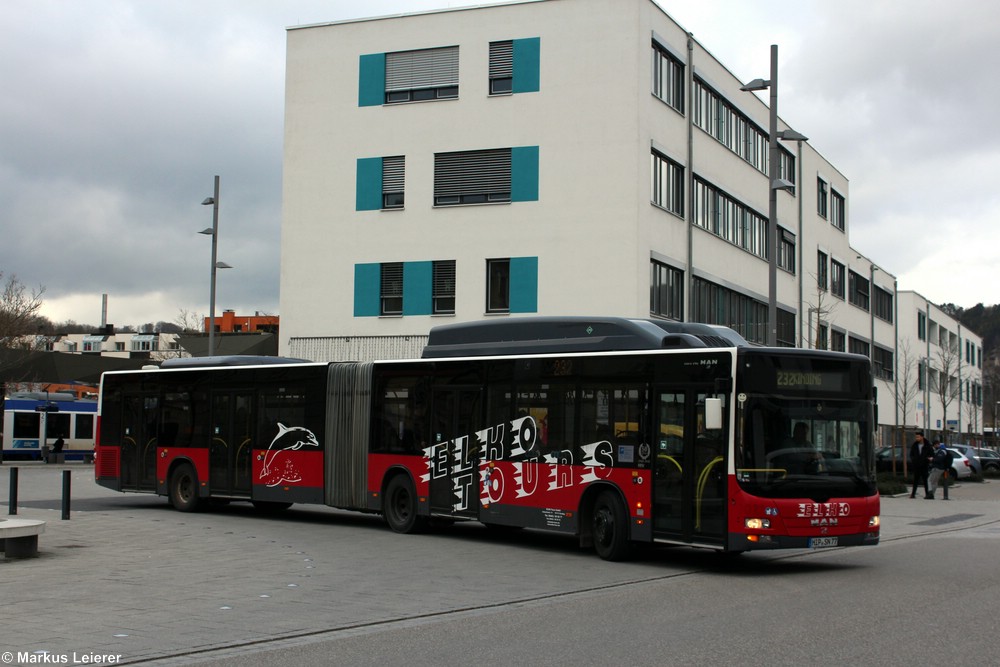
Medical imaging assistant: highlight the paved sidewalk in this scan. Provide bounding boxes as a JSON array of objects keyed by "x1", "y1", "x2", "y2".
[{"x1": 1, "y1": 463, "x2": 998, "y2": 666}]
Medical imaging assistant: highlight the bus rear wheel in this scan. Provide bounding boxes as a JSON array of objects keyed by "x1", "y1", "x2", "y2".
[
  {"x1": 169, "y1": 463, "x2": 202, "y2": 512},
  {"x1": 384, "y1": 474, "x2": 427, "y2": 534},
  {"x1": 592, "y1": 490, "x2": 632, "y2": 561}
]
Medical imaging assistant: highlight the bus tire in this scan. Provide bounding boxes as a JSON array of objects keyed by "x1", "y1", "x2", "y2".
[
  {"x1": 592, "y1": 490, "x2": 632, "y2": 561},
  {"x1": 383, "y1": 474, "x2": 427, "y2": 534},
  {"x1": 169, "y1": 463, "x2": 202, "y2": 513}
]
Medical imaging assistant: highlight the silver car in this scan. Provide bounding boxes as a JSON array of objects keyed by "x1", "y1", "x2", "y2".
[
  {"x1": 948, "y1": 444, "x2": 981, "y2": 476},
  {"x1": 946, "y1": 448, "x2": 973, "y2": 479}
]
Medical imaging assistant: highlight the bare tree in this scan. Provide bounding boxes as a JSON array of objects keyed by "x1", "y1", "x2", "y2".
[
  {"x1": 174, "y1": 308, "x2": 205, "y2": 333},
  {"x1": 0, "y1": 272, "x2": 46, "y2": 350},
  {"x1": 892, "y1": 339, "x2": 922, "y2": 475},
  {"x1": 936, "y1": 338, "x2": 960, "y2": 443},
  {"x1": 964, "y1": 389, "x2": 980, "y2": 443},
  {"x1": 803, "y1": 276, "x2": 839, "y2": 349}
]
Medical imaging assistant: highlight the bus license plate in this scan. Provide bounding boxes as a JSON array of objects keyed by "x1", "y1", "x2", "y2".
[{"x1": 809, "y1": 537, "x2": 838, "y2": 548}]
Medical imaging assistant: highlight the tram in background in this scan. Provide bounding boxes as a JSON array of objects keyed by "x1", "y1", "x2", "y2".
[
  {"x1": 95, "y1": 317, "x2": 880, "y2": 560},
  {"x1": 2, "y1": 392, "x2": 97, "y2": 460}
]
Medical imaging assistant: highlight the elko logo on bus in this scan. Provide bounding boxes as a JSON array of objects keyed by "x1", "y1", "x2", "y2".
[{"x1": 258, "y1": 423, "x2": 320, "y2": 487}]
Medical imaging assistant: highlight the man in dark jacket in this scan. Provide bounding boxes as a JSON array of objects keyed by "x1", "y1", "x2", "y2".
[{"x1": 909, "y1": 431, "x2": 933, "y2": 498}]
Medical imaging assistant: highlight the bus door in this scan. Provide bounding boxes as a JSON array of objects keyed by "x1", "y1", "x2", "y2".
[
  {"x1": 652, "y1": 390, "x2": 726, "y2": 546},
  {"x1": 429, "y1": 387, "x2": 482, "y2": 519},
  {"x1": 208, "y1": 391, "x2": 255, "y2": 497},
  {"x1": 120, "y1": 393, "x2": 159, "y2": 492}
]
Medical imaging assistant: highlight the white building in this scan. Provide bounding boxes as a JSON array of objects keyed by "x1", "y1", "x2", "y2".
[
  {"x1": 278, "y1": 0, "x2": 984, "y2": 443},
  {"x1": 895, "y1": 292, "x2": 984, "y2": 441},
  {"x1": 41, "y1": 331, "x2": 184, "y2": 363}
]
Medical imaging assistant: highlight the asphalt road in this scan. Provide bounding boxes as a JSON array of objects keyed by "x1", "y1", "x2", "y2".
[{"x1": 2, "y1": 463, "x2": 998, "y2": 666}]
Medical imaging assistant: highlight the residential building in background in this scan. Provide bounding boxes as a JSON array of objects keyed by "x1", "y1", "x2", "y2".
[{"x1": 277, "y1": 0, "x2": 983, "y2": 444}]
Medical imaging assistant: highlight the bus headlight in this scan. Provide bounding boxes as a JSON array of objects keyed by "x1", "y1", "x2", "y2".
[
  {"x1": 745, "y1": 518, "x2": 771, "y2": 530},
  {"x1": 868, "y1": 516, "x2": 880, "y2": 528}
]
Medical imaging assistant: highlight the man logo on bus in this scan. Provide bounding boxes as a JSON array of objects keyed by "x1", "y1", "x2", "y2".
[{"x1": 259, "y1": 423, "x2": 319, "y2": 487}]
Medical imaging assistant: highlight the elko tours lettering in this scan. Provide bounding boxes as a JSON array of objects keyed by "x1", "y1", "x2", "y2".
[{"x1": 421, "y1": 416, "x2": 616, "y2": 512}]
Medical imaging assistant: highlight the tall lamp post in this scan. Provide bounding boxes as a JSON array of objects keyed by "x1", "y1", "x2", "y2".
[
  {"x1": 200, "y1": 175, "x2": 232, "y2": 357},
  {"x1": 741, "y1": 45, "x2": 807, "y2": 346}
]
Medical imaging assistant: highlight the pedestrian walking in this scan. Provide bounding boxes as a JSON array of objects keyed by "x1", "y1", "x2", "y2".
[
  {"x1": 909, "y1": 431, "x2": 933, "y2": 498},
  {"x1": 927, "y1": 442, "x2": 954, "y2": 500}
]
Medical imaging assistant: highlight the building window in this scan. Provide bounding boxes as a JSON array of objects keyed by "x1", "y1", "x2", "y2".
[
  {"x1": 918, "y1": 311, "x2": 927, "y2": 341},
  {"x1": 777, "y1": 227, "x2": 795, "y2": 274},
  {"x1": 356, "y1": 156, "x2": 405, "y2": 211},
  {"x1": 873, "y1": 285, "x2": 893, "y2": 323},
  {"x1": 849, "y1": 336, "x2": 870, "y2": 358},
  {"x1": 848, "y1": 270, "x2": 870, "y2": 311},
  {"x1": 652, "y1": 40, "x2": 684, "y2": 112},
  {"x1": 380, "y1": 262, "x2": 403, "y2": 316},
  {"x1": 873, "y1": 346, "x2": 894, "y2": 382},
  {"x1": 778, "y1": 150, "x2": 797, "y2": 194},
  {"x1": 432, "y1": 260, "x2": 456, "y2": 315},
  {"x1": 691, "y1": 276, "x2": 768, "y2": 344},
  {"x1": 695, "y1": 78, "x2": 795, "y2": 179},
  {"x1": 385, "y1": 46, "x2": 459, "y2": 104},
  {"x1": 693, "y1": 178, "x2": 767, "y2": 259},
  {"x1": 831, "y1": 189, "x2": 845, "y2": 231},
  {"x1": 918, "y1": 360, "x2": 926, "y2": 390},
  {"x1": 434, "y1": 147, "x2": 538, "y2": 206},
  {"x1": 817, "y1": 178, "x2": 828, "y2": 218},
  {"x1": 830, "y1": 260, "x2": 845, "y2": 298},
  {"x1": 816, "y1": 324, "x2": 828, "y2": 350},
  {"x1": 489, "y1": 40, "x2": 513, "y2": 94},
  {"x1": 650, "y1": 260, "x2": 683, "y2": 320},
  {"x1": 489, "y1": 38, "x2": 540, "y2": 95},
  {"x1": 486, "y1": 257, "x2": 537, "y2": 314},
  {"x1": 831, "y1": 329, "x2": 846, "y2": 352},
  {"x1": 382, "y1": 156, "x2": 404, "y2": 209},
  {"x1": 817, "y1": 250, "x2": 828, "y2": 291},
  {"x1": 651, "y1": 150, "x2": 684, "y2": 215}
]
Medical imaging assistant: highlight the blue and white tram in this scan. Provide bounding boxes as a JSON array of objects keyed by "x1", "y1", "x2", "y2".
[{"x1": 2, "y1": 392, "x2": 97, "y2": 461}]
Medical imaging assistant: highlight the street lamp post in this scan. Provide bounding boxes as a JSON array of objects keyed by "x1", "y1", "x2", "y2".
[
  {"x1": 200, "y1": 175, "x2": 232, "y2": 357},
  {"x1": 741, "y1": 45, "x2": 806, "y2": 346}
]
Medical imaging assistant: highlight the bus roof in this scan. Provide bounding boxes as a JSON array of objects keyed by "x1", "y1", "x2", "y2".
[
  {"x1": 421, "y1": 316, "x2": 748, "y2": 358},
  {"x1": 158, "y1": 355, "x2": 312, "y2": 369}
]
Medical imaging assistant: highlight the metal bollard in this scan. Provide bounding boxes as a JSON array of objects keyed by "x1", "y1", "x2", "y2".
[
  {"x1": 8, "y1": 466, "x2": 17, "y2": 515},
  {"x1": 62, "y1": 469, "x2": 71, "y2": 520}
]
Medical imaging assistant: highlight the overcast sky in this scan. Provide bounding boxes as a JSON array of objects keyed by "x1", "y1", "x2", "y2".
[{"x1": 2, "y1": 0, "x2": 998, "y2": 329}]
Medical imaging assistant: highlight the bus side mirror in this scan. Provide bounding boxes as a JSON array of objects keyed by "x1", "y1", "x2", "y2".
[{"x1": 705, "y1": 398, "x2": 723, "y2": 430}]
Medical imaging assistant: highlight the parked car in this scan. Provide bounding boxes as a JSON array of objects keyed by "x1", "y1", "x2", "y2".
[
  {"x1": 974, "y1": 448, "x2": 1000, "y2": 473},
  {"x1": 875, "y1": 446, "x2": 910, "y2": 473},
  {"x1": 946, "y1": 448, "x2": 973, "y2": 480},
  {"x1": 947, "y1": 444, "x2": 982, "y2": 476}
]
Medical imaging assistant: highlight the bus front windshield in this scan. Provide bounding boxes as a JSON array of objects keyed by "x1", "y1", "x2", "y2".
[{"x1": 736, "y1": 396, "x2": 876, "y2": 499}]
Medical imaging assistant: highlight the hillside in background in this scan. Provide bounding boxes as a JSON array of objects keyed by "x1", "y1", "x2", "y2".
[{"x1": 945, "y1": 303, "x2": 999, "y2": 357}]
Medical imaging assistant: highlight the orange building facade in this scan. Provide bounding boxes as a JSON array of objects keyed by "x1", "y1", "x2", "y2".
[{"x1": 204, "y1": 311, "x2": 279, "y2": 334}]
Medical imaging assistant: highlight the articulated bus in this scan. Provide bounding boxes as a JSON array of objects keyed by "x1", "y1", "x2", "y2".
[
  {"x1": 3, "y1": 392, "x2": 97, "y2": 461},
  {"x1": 95, "y1": 317, "x2": 879, "y2": 559}
]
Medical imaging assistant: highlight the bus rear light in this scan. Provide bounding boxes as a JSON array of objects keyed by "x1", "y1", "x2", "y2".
[{"x1": 745, "y1": 518, "x2": 771, "y2": 530}]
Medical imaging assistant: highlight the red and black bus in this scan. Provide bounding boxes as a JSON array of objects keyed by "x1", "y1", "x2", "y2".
[{"x1": 95, "y1": 317, "x2": 879, "y2": 559}]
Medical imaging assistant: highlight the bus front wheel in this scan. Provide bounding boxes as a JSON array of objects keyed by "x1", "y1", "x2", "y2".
[
  {"x1": 383, "y1": 475, "x2": 427, "y2": 534},
  {"x1": 169, "y1": 463, "x2": 202, "y2": 513},
  {"x1": 592, "y1": 490, "x2": 632, "y2": 561}
]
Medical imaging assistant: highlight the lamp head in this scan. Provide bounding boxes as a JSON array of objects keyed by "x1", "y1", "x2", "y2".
[
  {"x1": 740, "y1": 78, "x2": 770, "y2": 91},
  {"x1": 201, "y1": 197, "x2": 215, "y2": 206}
]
